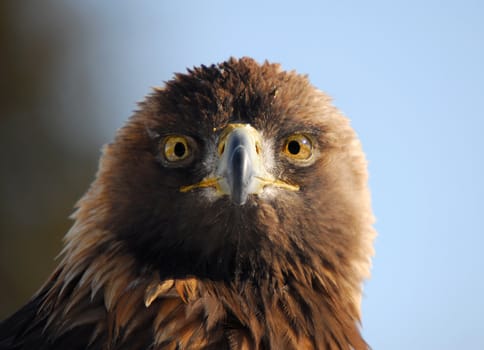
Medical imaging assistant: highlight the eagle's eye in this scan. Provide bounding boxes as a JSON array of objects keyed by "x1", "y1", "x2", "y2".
[
  {"x1": 161, "y1": 135, "x2": 194, "y2": 165},
  {"x1": 282, "y1": 134, "x2": 313, "y2": 161}
]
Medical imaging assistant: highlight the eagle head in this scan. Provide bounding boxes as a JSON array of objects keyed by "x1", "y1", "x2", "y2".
[{"x1": 1, "y1": 57, "x2": 375, "y2": 350}]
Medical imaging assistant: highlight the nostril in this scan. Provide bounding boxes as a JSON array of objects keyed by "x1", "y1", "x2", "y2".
[
  {"x1": 218, "y1": 142, "x2": 225, "y2": 155},
  {"x1": 255, "y1": 142, "x2": 262, "y2": 155}
]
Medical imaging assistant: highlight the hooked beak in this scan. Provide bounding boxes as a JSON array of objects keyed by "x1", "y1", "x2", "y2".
[
  {"x1": 180, "y1": 124, "x2": 299, "y2": 205},
  {"x1": 222, "y1": 127, "x2": 253, "y2": 204}
]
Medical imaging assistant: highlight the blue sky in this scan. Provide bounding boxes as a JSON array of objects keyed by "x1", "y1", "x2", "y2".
[{"x1": 64, "y1": 1, "x2": 484, "y2": 348}]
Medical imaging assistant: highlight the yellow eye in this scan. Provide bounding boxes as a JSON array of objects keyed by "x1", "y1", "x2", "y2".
[
  {"x1": 162, "y1": 136, "x2": 191, "y2": 163},
  {"x1": 282, "y1": 134, "x2": 313, "y2": 160}
]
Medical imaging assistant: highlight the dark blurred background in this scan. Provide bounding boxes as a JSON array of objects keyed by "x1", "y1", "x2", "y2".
[{"x1": 0, "y1": 2, "x2": 103, "y2": 317}]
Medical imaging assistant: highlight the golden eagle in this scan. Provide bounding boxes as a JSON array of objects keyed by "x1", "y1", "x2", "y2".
[{"x1": 0, "y1": 57, "x2": 375, "y2": 350}]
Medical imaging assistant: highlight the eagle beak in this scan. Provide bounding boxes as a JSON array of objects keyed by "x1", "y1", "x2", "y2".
[
  {"x1": 216, "y1": 124, "x2": 261, "y2": 205},
  {"x1": 180, "y1": 124, "x2": 299, "y2": 204}
]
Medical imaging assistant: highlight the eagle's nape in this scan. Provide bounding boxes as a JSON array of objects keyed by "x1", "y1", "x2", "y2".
[{"x1": 0, "y1": 57, "x2": 375, "y2": 350}]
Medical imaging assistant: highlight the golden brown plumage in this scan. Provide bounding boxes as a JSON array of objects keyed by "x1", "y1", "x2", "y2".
[{"x1": 0, "y1": 57, "x2": 375, "y2": 350}]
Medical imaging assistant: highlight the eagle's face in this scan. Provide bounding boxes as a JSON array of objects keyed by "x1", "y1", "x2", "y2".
[{"x1": 93, "y1": 58, "x2": 372, "y2": 286}]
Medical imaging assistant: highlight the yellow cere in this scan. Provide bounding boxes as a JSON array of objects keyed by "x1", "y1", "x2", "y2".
[{"x1": 217, "y1": 123, "x2": 254, "y2": 155}]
